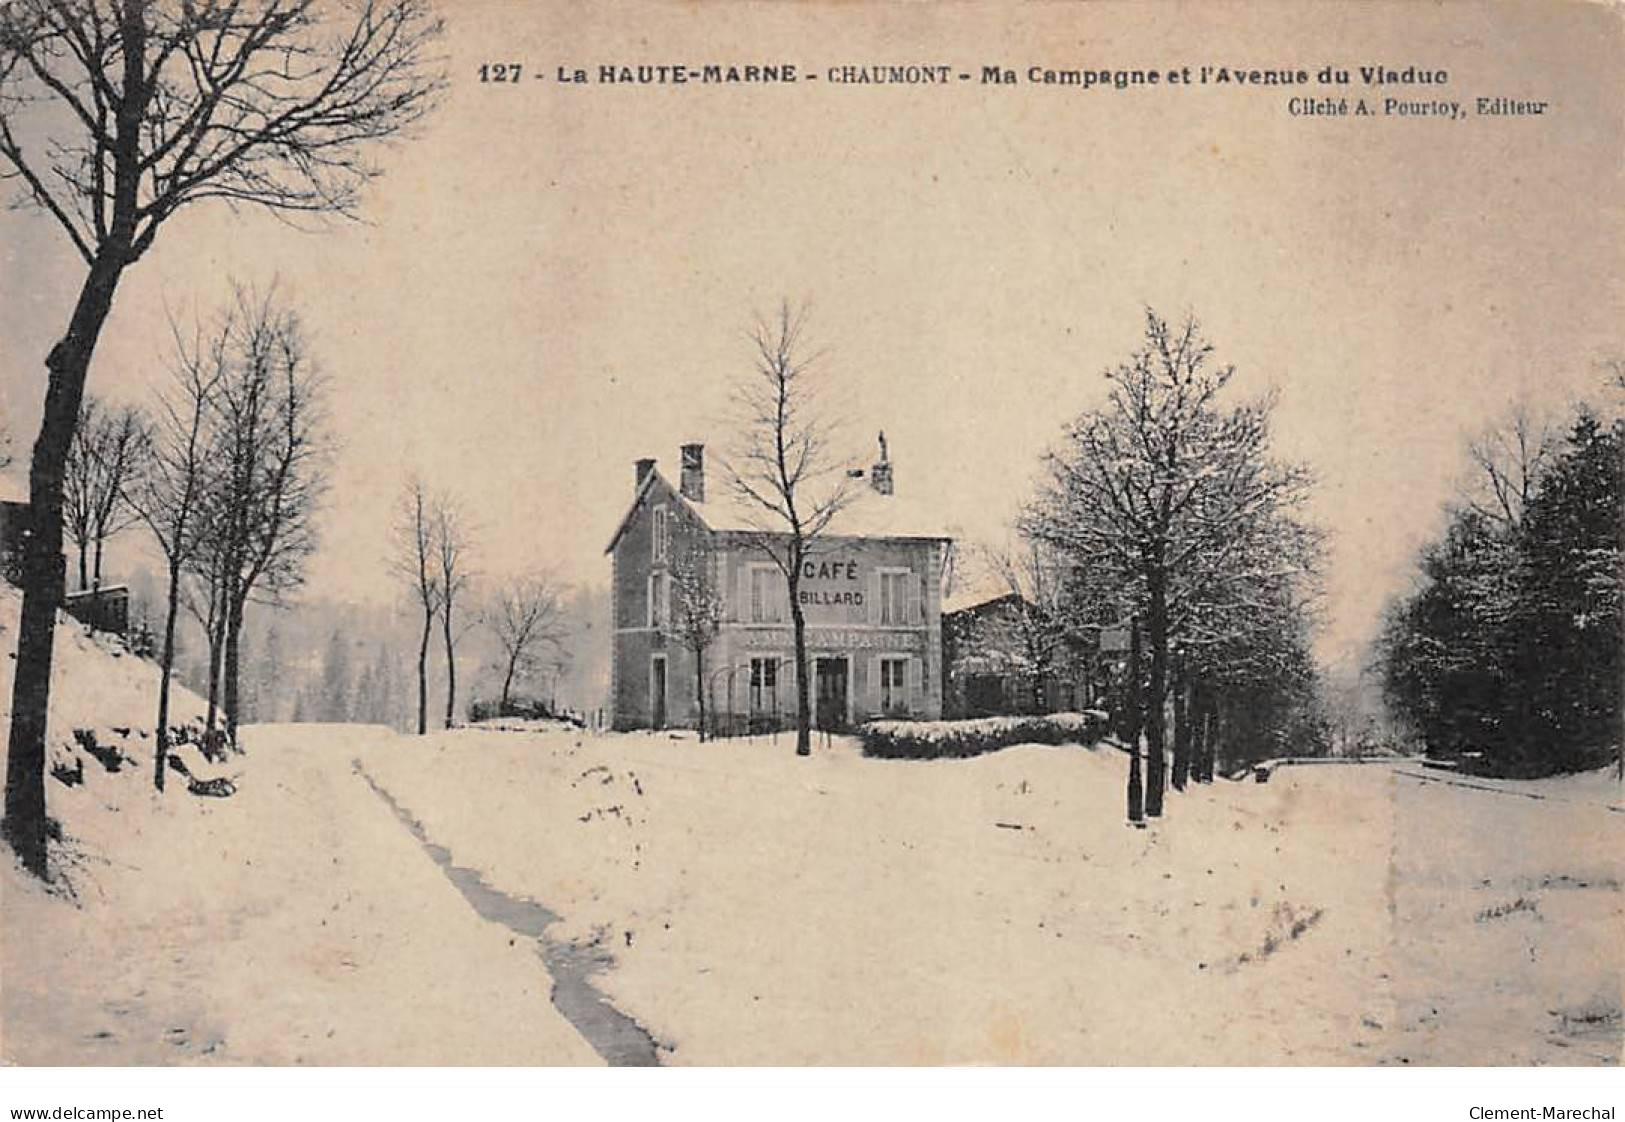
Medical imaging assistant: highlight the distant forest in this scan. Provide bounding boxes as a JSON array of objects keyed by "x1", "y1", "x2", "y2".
[{"x1": 121, "y1": 571, "x2": 611, "y2": 730}]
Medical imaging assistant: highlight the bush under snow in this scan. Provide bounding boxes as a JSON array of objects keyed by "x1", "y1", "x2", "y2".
[{"x1": 858, "y1": 710, "x2": 1109, "y2": 760}]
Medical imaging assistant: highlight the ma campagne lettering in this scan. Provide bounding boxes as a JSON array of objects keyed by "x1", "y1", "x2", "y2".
[
  {"x1": 741, "y1": 629, "x2": 924, "y2": 652},
  {"x1": 980, "y1": 63, "x2": 1449, "y2": 88}
]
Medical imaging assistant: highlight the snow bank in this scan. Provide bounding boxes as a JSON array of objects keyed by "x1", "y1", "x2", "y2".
[
  {"x1": 0, "y1": 581, "x2": 211, "y2": 806},
  {"x1": 2, "y1": 721, "x2": 600, "y2": 1064}
]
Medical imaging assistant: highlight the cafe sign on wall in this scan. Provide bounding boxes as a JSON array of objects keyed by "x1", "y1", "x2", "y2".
[{"x1": 795, "y1": 556, "x2": 864, "y2": 609}]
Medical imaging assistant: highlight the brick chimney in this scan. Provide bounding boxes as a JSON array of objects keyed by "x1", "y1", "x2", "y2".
[
  {"x1": 635, "y1": 457, "x2": 656, "y2": 489},
  {"x1": 680, "y1": 443, "x2": 705, "y2": 502},
  {"x1": 869, "y1": 430, "x2": 893, "y2": 495}
]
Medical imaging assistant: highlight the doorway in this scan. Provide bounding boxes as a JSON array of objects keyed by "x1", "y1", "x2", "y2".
[
  {"x1": 651, "y1": 655, "x2": 667, "y2": 730},
  {"x1": 815, "y1": 657, "x2": 849, "y2": 732}
]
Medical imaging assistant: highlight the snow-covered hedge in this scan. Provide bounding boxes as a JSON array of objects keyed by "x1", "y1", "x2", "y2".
[{"x1": 858, "y1": 711, "x2": 1109, "y2": 760}]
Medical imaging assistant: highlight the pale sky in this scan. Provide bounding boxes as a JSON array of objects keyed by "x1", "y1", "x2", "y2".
[{"x1": 3, "y1": 0, "x2": 1621, "y2": 665}]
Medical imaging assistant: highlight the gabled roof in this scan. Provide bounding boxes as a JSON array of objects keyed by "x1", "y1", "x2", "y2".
[
  {"x1": 942, "y1": 588, "x2": 1026, "y2": 618},
  {"x1": 603, "y1": 466, "x2": 951, "y2": 555},
  {"x1": 602, "y1": 467, "x2": 668, "y2": 555}
]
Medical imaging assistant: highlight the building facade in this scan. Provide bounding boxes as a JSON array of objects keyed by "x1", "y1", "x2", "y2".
[{"x1": 606, "y1": 440, "x2": 951, "y2": 733}]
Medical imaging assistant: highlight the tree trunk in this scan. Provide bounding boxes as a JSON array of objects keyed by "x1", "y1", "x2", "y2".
[
  {"x1": 1202, "y1": 682, "x2": 1215, "y2": 777},
  {"x1": 76, "y1": 543, "x2": 89, "y2": 594},
  {"x1": 695, "y1": 647, "x2": 707, "y2": 743},
  {"x1": 93, "y1": 535, "x2": 105, "y2": 592},
  {"x1": 1144, "y1": 572, "x2": 1169, "y2": 817},
  {"x1": 1126, "y1": 616, "x2": 1144, "y2": 824},
  {"x1": 416, "y1": 606, "x2": 432, "y2": 735},
  {"x1": 205, "y1": 601, "x2": 226, "y2": 736},
  {"x1": 1172, "y1": 662, "x2": 1190, "y2": 791},
  {"x1": 4, "y1": 248, "x2": 128, "y2": 878},
  {"x1": 499, "y1": 653, "x2": 518, "y2": 715},
  {"x1": 442, "y1": 601, "x2": 456, "y2": 729},
  {"x1": 1192, "y1": 679, "x2": 1213, "y2": 783},
  {"x1": 224, "y1": 593, "x2": 245, "y2": 750},
  {"x1": 153, "y1": 556, "x2": 186, "y2": 793},
  {"x1": 791, "y1": 573, "x2": 810, "y2": 757}
]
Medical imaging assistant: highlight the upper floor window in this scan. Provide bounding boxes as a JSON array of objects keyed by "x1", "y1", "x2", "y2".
[
  {"x1": 648, "y1": 571, "x2": 669, "y2": 628},
  {"x1": 750, "y1": 565, "x2": 783, "y2": 624},
  {"x1": 879, "y1": 569, "x2": 911, "y2": 626},
  {"x1": 652, "y1": 506, "x2": 669, "y2": 562}
]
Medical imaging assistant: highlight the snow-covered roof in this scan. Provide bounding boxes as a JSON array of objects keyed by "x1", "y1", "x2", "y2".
[
  {"x1": 606, "y1": 464, "x2": 952, "y2": 553},
  {"x1": 942, "y1": 585, "x2": 1022, "y2": 617},
  {"x1": 692, "y1": 480, "x2": 950, "y2": 542}
]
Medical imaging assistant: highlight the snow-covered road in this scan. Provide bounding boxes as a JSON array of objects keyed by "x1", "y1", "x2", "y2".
[
  {"x1": 3, "y1": 726, "x2": 599, "y2": 1065},
  {"x1": 4, "y1": 717, "x2": 1620, "y2": 1066},
  {"x1": 353, "y1": 727, "x2": 1622, "y2": 1066}
]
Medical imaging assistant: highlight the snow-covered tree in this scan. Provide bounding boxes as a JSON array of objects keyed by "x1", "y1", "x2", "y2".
[
  {"x1": 1023, "y1": 308, "x2": 1318, "y2": 820},
  {"x1": 1382, "y1": 405, "x2": 1622, "y2": 776},
  {"x1": 317, "y1": 630, "x2": 352, "y2": 723},
  {"x1": 668, "y1": 543, "x2": 725, "y2": 740}
]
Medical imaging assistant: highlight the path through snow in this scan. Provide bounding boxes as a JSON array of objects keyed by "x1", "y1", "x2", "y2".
[{"x1": 355, "y1": 760, "x2": 661, "y2": 1066}]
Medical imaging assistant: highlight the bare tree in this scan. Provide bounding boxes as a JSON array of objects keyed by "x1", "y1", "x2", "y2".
[
  {"x1": 487, "y1": 572, "x2": 568, "y2": 716},
  {"x1": 0, "y1": 0, "x2": 443, "y2": 876},
  {"x1": 178, "y1": 541, "x2": 230, "y2": 749},
  {"x1": 204, "y1": 286, "x2": 327, "y2": 751},
  {"x1": 432, "y1": 496, "x2": 473, "y2": 728},
  {"x1": 62, "y1": 395, "x2": 147, "y2": 593},
  {"x1": 981, "y1": 541, "x2": 1077, "y2": 714},
  {"x1": 723, "y1": 302, "x2": 859, "y2": 756},
  {"x1": 392, "y1": 478, "x2": 441, "y2": 736},
  {"x1": 669, "y1": 545, "x2": 725, "y2": 741},
  {"x1": 1464, "y1": 402, "x2": 1558, "y2": 531},
  {"x1": 127, "y1": 318, "x2": 224, "y2": 792}
]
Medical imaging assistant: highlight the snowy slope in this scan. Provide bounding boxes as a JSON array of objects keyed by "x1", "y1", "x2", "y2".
[
  {"x1": 357, "y1": 727, "x2": 1623, "y2": 1066},
  {"x1": 0, "y1": 581, "x2": 211, "y2": 801}
]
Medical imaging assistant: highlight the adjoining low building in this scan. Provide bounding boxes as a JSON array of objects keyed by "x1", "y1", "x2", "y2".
[
  {"x1": 941, "y1": 587, "x2": 1128, "y2": 719},
  {"x1": 63, "y1": 584, "x2": 130, "y2": 637},
  {"x1": 605, "y1": 437, "x2": 952, "y2": 733}
]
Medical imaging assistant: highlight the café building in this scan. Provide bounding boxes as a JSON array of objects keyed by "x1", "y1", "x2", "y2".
[{"x1": 605, "y1": 437, "x2": 951, "y2": 733}]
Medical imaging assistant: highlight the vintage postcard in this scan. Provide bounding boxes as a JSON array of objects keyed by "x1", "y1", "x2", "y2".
[{"x1": 0, "y1": 0, "x2": 1620, "y2": 1106}]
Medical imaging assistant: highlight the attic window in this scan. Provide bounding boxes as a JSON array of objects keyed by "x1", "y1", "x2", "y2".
[{"x1": 652, "y1": 506, "x2": 669, "y2": 562}]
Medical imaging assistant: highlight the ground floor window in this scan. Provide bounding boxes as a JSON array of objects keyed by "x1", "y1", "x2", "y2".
[
  {"x1": 880, "y1": 656, "x2": 909, "y2": 714},
  {"x1": 750, "y1": 657, "x2": 779, "y2": 713}
]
